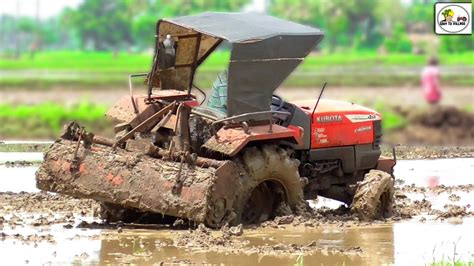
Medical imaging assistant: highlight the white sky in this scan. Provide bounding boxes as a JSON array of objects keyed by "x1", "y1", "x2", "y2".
[{"x1": 0, "y1": 0, "x2": 83, "y2": 19}]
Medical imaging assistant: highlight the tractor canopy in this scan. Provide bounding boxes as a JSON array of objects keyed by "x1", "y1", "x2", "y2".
[{"x1": 148, "y1": 12, "x2": 324, "y2": 116}]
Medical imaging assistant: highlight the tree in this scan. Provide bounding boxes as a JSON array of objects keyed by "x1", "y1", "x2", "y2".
[
  {"x1": 62, "y1": 0, "x2": 138, "y2": 50},
  {"x1": 271, "y1": 0, "x2": 384, "y2": 51}
]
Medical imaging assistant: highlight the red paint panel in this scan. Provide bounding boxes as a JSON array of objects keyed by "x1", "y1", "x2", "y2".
[{"x1": 310, "y1": 111, "x2": 379, "y2": 149}]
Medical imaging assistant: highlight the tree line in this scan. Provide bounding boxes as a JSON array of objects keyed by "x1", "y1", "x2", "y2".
[{"x1": 1, "y1": 0, "x2": 472, "y2": 56}]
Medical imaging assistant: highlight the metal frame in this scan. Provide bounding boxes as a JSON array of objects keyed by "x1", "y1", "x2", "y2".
[
  {"x1": 128, "y1": 73, "x2": 148, "y2": 114},
  {"x1": 210, "y1": 110, "x2": 291, "y2": 137}
]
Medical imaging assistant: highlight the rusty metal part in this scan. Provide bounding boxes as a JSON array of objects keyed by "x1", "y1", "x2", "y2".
[
  {"x1": 115, "y1": 101, "x2": 176, "y2": 146},
  {"x1": 71, "y1": 127, "x2": 84, "y2": 171},
  {"x1": 172, "y1": 153, "x2": 187, "y2": 194},
  {"x1": 36, "y1": 139, "x2": 239, "y2": 227},
  {"x1": 93, "y1": 136, "x2": 115, "y2": 147},
  {"x1": 106, "y1": 91, "x2": 193, "y2": 123},
  {"x1": 114, "y1": 122, "x2": 131, "y2": 134},
  {"x1": 128, "y1": 73, "x2": 149, "y2": 114},
  {"x1": 203, "y1": 124, "x2": 301, "y2": 157},
  {"x1": 376, "y1": 156, "x2": 396, "y2": 176},
  {"x1": 209, "y1": 110, "x2": 291, "y2": 135},
  {"x1": 173, "y1": 103, "x2": 191, "y2": 152},
  {"x1": 86, "y1": 132, "x2": 224, "y2": 169},
  {"x1": 187, "y1": 33, "x2": 201, "y2": 95},
  {"x1": 151, "y1": 110, "x2": 173, "y2": 132}
]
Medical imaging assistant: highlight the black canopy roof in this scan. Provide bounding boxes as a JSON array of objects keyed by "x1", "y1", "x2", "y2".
[{"x1": 152, "y1": 12, "x2": 325, "y2": 116}]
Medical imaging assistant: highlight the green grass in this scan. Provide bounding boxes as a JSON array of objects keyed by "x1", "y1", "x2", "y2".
[
  {"x1": 0, "y1": 102, "x2": 111, "y2": 139},
  {"x1": 1, "y1": 50, "x2": 473, "y2": 72},
  {"x1": 1, "y1": 51, "x2": 473, "y2": 89}
]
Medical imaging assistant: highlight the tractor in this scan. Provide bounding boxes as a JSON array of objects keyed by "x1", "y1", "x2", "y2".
[{"x1": 36, "y1": 12, "x2": 395, "y2": 227}]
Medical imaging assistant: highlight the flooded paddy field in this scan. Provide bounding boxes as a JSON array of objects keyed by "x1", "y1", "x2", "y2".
[{"x1": 0, "y1": 147, "x2": 473, "y2": 265}]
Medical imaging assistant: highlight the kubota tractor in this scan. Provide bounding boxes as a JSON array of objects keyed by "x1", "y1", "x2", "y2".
[{"x1": 36, "y1": 12, "x2": 395, "y2": 227}]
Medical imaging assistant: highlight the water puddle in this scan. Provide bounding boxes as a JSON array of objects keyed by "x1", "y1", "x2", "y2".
[
  {"x1": 0, "y1": 166, "x2": 38, "y2": 193},
  {"x1": 395, "y1": 158, "x2": 474, "y2": 186},
  {"x1": 0, "y1": 153, "x2": 473, "y2": 264}
]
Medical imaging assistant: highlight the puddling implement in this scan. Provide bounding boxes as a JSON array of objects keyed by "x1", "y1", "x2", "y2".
[{"x1": 36, "y1": 12, "x2": 395, "y2": 227}]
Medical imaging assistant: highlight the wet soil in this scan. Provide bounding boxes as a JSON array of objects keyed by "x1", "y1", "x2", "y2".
[
  {"x1": 1, "y1": 153, "x2": 474, "y2": 264},
  {"x1": 381, "y1": 145, "x2": 474, "y2": 159},
  {"x1": 385, "y1": 106, "x2": 474, "y2": 146},
  {"x1": 1, "y1": 180, "x2": 473, "y2": 242}
]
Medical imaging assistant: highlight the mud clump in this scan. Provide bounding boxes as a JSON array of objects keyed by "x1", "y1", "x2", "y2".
[
  {"x1": 398, "y1": 184, "x2": 474, "y2": 194},
  {"x1": 434, "y1": 205, "x2": 471, "y2": 219},
  {"x1": 1, "y1": 160, "x2": 35, "y2": 167},
  {"x1": 388, "y1": 106, "x2": 474, "y2": 146},
  {"x1": 418, "y1": 106, "x2": 473, "y2": 130},
  {"x1": 448, "y1": 194, "x2": 461, "y2": 202},
  {"x1": 0, "y1": 191, "x2": 99, "y2": 229},
  {"x1": 0, "y1": 232, "x2": 56, "y2": 245},
  {"x1": 351, "y1": 170, "x2": 394, "y2": 221}
]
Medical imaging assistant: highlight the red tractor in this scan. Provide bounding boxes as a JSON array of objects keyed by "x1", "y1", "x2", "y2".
[{"x1": 37, "y1": 12, "x2": 395, "y2": 227}]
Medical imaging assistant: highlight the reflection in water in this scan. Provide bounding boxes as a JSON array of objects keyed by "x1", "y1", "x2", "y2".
[{"x1": 96, "y1": 227, "x2": 380, "y2": 265}]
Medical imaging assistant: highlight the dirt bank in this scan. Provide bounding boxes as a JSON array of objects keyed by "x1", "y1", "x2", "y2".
[
  {"x1": 385, "y1": 106, "x2": 474, "y2": 146},
  {"x1": 381, "y1": 145, "x2": 474, "y2": 159}
]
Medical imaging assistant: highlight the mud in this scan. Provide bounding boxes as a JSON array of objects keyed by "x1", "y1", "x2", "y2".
[
  {"x1": 1, "y1": 184, "x2": 474, "y2": 264},
  {"x1": 351, "y1": 170, "x2": 394, "y2": 221},
  {"x1": 3, "y1": 151, "x2": 474, "y2": 264},
  {"x1": 36, "y1": 139, "x2": 223, "y2": 226},
  {"x1": 172, "y1": 223, "x2": 363, "y2": 256},
  {"x1": 1, "y1": 160, "x2": 34, "y2": 167},
  {"x1": 381, "y1": 145, "x2": 474, "y2": 159},
  {"x1": 386, "y1": 106, "x2": 474, "y2": 146}
]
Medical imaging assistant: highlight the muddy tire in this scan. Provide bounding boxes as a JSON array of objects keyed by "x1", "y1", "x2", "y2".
[
  {"x1": 231, "y1": 145, "x2": 305, "y2": 225},
  {"x1": 351, "y1": 170, "x2": 394, "y2": 221}
]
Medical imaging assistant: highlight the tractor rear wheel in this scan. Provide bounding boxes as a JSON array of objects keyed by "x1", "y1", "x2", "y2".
[
  {"x1": 351, "y1": 170, "x2": 394, "y2": 220},
  {"x1": 231, "y1": 145, "x2": 306, "y2": 225}
]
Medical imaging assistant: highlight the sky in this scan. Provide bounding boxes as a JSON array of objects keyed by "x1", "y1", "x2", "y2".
[{"x1": 0, "y1": 0, "x2": 83, "y2": 19}]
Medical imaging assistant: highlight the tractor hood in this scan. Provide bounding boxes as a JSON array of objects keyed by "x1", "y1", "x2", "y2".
[{"x1": 149, "y1": 12, "x2": 324, "y2": 116}]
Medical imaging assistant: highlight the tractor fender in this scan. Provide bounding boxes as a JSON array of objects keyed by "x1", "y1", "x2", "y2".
[
  {"x1": 376, "y1": 156, "x2": 396, "y2": 176},
  {"x1": 202, "y1": 124, "x2": 303, "y2": 157}
]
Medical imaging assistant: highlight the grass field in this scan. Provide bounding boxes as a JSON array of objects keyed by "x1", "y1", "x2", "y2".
[
  {"x1": 0, "y1": 102, "x2": 111, "y2": 139},
  {"x1": 1, "y1": 50, "x2": 473, "y2": 71},
  {"x1": 1, "y1": 51, "x2": 473, "y2": 88}
]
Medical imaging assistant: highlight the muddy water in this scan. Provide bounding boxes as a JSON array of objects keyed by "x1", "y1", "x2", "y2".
[{"x1": 1, "y1": 156, "x2": 473, "y2": 265}]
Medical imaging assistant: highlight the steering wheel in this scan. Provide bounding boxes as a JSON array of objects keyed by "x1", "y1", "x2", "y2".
[{"x1": 271, "y1": 95, "x2": 285, "y2": 111}]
